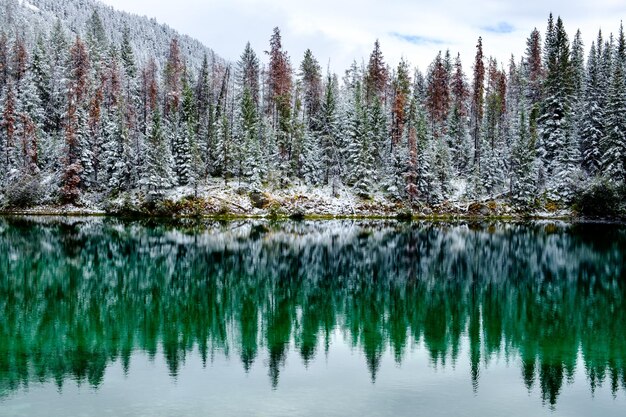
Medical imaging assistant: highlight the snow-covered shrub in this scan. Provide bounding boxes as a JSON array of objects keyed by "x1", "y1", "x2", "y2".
[{"x1": 3, "y1": 174, "x2": 45, "y2": 208}]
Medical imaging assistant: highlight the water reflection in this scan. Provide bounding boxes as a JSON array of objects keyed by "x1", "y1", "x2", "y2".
[{"x1": 0, "y1": 218, "x2": 625, "y2": 407}]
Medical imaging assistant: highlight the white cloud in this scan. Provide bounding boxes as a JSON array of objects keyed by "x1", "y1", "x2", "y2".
[{"x1": 100, "y1": 0, "x2": 626, "y2": 78}]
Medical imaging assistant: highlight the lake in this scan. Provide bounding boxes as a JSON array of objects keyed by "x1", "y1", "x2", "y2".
[{"x1": 0, "y1": 217, "x2": 625, "y2": 416}]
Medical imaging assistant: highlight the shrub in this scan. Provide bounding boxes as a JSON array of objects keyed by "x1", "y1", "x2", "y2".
[
  {"x1": 574, "y1": 179, "x2": 622, "y2": 217},
  {"x1": 396, "y1": 209, "x2": 413, "y2": 221},
  {"x1": 3, "y1": 174, "x2": 44, "y2": 208}
]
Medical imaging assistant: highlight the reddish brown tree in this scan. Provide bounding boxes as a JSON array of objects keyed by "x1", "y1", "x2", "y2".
[
  {"x1": 19, "y1": 113, "x2": 38, "y2": 174},
  {"x1": 104, "y1": 53, "x2": 121, "y2": 111},
  {"x1": 265, "y1": 27, "x2": 293, "y2": 160},
  {"x1": 12, "y1": 36, "x2": 28, "y2": 83},
  {"x1": 0, "y1": 32, "x2": 7, "y2": 89},
  {"x1": 451, "y1": 53, "x2": 469, "y2": 117},
  {"x1": 365, "y1": 39, "x2": 388, "y2": 105},
  {"x1": 2, "y1": 80, "x2": 16, "y2": 167},
  {"x1": 525, "y1": 28, "x2": 543, "y2": 104},
  {"x1": 69, "y1": 36, "x2": 90, "y2": 102},
  {"x1": 391, "y1": 58, "x2": 411, "y2": 148},
  {"x1": 62, "y1": 36, "x2": 90, "y2": 203},
  {"x1": 426, "y1": 51, "x2": 450, "y2": 137},
  {"x1": 88, "y1": 79, "x2": 104, "y2": 183},
  {"x1": 266, "y1": 27, "x2": 292, "y2": 119},
  {"x1": 164, "y1": 38, "x2": 184, "y2": 117},
  {"x1": 141, "y1": 57, "x2": 159, "y2": 133}
]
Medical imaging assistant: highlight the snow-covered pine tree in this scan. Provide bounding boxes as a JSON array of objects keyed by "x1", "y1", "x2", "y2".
[
  {"x1": 511, "y1": 107, "x2": 536, "y2": 206},
  {"x1": 173, "y1": 74, "x2": 196, "y2": 185},
  {"x1": 1, "y1": 80, "x2": 17, "y2": 179},
  {"x1": 85, "y1": 10, "x2": 108, "y2": 65},
  {"x1": 319, "y1": 73, "x2": 339, "y2": 185},
  {"x1": 215, "y1": 112, "x2": 233, "y2": 183},
  {"x1": 448, "y1": 53, "x2": 470, "y2": 174},
  {"x1": 107, "y1": 113, "x2": 134, "y2": 192},
  {"x1": 601, "y1": 23, "x2": 626, "y2": 182},
  {"x1": 470, "y1": 37, "x2": 485, "y2": 172},
  {"x1": 0, "y1": 31, "x2": 7, "y2": 91},
  {"x1": 481, "y1": 58, "x2": 507, "y2": 196},
  {"x1": 391, "y1": 58, "x2": 410, "y2": 151},
  {"x1": 232, "y1": 88, "x2": 252, "y2": 184},
  {"x1": 143, "y1": 110, "x2": 174, "y2": 195},
  {"x1": 299, "y1": 49, "x2": 322, "y2": 131},
  {"x1": 538, "y1": 15, "x2": 575, "y2": 198},
  {"x1": 347, "y1": 82, "x2": 374, "y2": 196},
  {"x1": 237, "y1": 42, "x2": 260, "y2": 109},
  {"x1": 300, "y1": 128, "x2": 322, "y2": 185},
  {"x1": 579, "y1": 40, "x2": 604, "y2": 176}
]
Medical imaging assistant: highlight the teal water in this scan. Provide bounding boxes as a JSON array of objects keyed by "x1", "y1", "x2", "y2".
[{"x1": 0, "y1": 217, "x2": 625, "y2": 416}]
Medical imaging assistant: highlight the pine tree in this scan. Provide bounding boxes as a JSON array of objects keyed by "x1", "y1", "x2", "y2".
[
  {"x1": 12, "y1": 36, "x2": 28, "y2": 83},
  {"x1": 391, "y1": 58, "x2": 410, "y2": 149},
  {"x1": 107, "y1": 113, "x2": 134, "y2": 192},
  {"x1": 538, "y1": 16, "x2": 575, "y2": 197},
  {"x1": 365, "y1": 40, "x2": 387, "y2": 105},
  {"x1": 30, "y1": 36, "x2": 51, "y2": 118},
  {"x1": 86, "y1": 10, "x2": 108, "y2": 58},
  {"x1": 237, "y1": 86, "x2": 259, "y2": 183},
  {"x1": 143, "y1": 110, "x2": 174, "y2": 195},
  {"x1": 481, "y1": 58, "x2": 507, "y2": 195},
  {"x1": 0, "y1": 32, "x2": 8, "y2": 91},
  {"x1": 449, "y1": 53, "x2": 470, "y2": 173},
  {"x1": 265, "y1": 28, "x2": 292, "y2": 163},
  {"x1": 525, "y1": 28, "x2": 544, "y2": 105},
  {"x1": 426, "y1": 51, "x2": 450, "y2": 138},
  {"x1": 120, "y1": 25, "x2": 136, "y2": 80},
  {"x1": 300, "y1": 129, "x2": 322, "y2": 185},
  {"x1": 215, "y1": 112, "x2": 233, "y2": 182},
  {"x1": 164, "y1": 38, "x2": 184, "y2": 118},
  {"x1": 61, "y1": 36, "x2": 90, "y2": 202},
  {"x1": 1, "y1": 80, "x2": 17, "y2": 177},
  {"x1": 299, "y1": 49, "x2": 322, "y2": 130},
  {"x1": 601, "y1": 23, "x2": 626, "y2": 182},
  {"x1": 348, "y1": 82, "x2": 375, "y2": 196},
  {"x1": 319, "y1": 73, "x2": 339, "y2": 185},
  {"x1": 237, "y1": 42, "x2": 260, "y2": 108},
  {"x1": 173, "y1": 74, "x2": 196, "y2": 185},
  {"x1": 580, "y1": 41, "x2": 604, "y2": 175},
  {"x1": 141, "y1": 58, "x2": 159, "y2": 135},
  {"x1": 511, "y1": 107, "x2": 536, "y2": 205},
  {"x1": 470, "y1": 37, "x2": 485, "y2": 170},
  {"x1": 47, "y1": 20, "x2": 69, "y2": 135}
]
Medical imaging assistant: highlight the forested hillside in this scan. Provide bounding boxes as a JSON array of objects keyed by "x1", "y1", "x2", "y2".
[{"x1": 0, "y1": 0, "x2": 625, "y2": 215}]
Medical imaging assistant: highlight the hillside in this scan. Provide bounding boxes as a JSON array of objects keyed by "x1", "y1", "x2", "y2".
[{"x1": 1, "y1": 0, "x2": 221, "y2": 70}]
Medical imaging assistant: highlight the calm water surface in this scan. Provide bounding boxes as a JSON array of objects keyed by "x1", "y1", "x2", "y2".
[{"x1": 0, "y1": 217, "x2": 625, "y2": 416}]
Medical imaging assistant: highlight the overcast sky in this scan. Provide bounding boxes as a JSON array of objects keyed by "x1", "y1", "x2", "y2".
[{"x1": 100, "y1": 0, "x2": 625, "y2": 76}]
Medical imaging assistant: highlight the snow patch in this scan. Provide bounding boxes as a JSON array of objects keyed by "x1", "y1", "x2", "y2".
[{"x1": 20, "y1": 0, "x2": 40, "y2": 12}]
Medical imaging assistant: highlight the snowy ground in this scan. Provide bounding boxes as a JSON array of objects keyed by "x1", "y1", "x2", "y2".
[{"x1": 0, "y1": 178, "x2": 579, "y2": 219}]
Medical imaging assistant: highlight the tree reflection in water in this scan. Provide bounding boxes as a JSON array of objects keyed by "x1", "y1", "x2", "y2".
[{"x1": 0, "y1": 218, "x2": 625, "y2": 407}]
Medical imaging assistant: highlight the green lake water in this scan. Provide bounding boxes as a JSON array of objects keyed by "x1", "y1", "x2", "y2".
[{"x1": 0, "y1": 217, "x2": 625, "y2": 416}]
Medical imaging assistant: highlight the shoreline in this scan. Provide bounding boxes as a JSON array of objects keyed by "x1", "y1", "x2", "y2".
[
  {"x1": 1, "y1": 184, "x2": 623, "y2": 222},
  {"x1": 1, "y1": 207, "x2": 623, "y2": 223}
]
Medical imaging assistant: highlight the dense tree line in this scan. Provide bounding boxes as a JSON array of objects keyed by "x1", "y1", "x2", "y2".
[{"x1": 0, "y1": 3, "x2": 625, "y2": 207}]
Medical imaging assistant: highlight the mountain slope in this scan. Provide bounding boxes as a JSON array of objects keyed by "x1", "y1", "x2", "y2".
[{"x1": 2, "y1": 0, "x2": 222, "y2": 69}]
